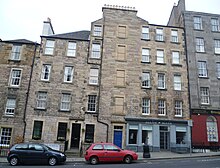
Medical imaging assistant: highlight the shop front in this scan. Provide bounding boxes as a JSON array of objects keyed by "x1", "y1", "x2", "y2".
[{"x1": 125, "y1": 117, "x2": 191, "y2": 153}]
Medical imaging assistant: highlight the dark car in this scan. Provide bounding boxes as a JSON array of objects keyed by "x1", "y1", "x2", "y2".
[
  {"x1": 84, "y1": 142, "x2": 138, "y2": 165},
  {"x1": 7, "y1": 143, "x2": 66, "y2": 166}
]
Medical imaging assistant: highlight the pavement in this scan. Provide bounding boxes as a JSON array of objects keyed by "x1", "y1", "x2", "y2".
[{"x1": 1, "y1": 150, "x2": 220, "y2": 163}]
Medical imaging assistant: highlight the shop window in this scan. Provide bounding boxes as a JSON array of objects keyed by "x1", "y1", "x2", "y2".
[{"x1": 129, "y1": 125, "x2": 138, "y2": 144}]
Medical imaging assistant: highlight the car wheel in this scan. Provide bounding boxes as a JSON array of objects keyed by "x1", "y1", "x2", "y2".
[
  {"x1": 90, "y1": 156, "x2": 99, "y2": 165},
  {"x1": 9, "y1": 156, "x2": 19, "y2": 166},
  {"x1": 48, "y1": 157, "x2": 57, "y2": 166},
  {"x1": 124, "y1": 155, "x2": 132, "y2": 164}
]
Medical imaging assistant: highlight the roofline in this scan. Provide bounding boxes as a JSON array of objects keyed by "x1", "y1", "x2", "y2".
[
  {"x1": 40, "y1": 35, "x2": 90, "y2": 41},
  {"x1": 1, "y1": 41, "x2": 40, "y2": 45}
]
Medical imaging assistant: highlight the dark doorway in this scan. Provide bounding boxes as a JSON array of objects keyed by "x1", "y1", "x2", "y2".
[{"x1": 71, "y1": 123, "x2": 81, "y2": 148}]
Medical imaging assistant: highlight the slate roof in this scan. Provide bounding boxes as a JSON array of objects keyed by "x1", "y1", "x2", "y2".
[
  {"x1": 2, "y1": 39, "x2": 38, "y2": 44},
  {"x1": 42, "y1": 30, "x2": 90, "y2": 41}
]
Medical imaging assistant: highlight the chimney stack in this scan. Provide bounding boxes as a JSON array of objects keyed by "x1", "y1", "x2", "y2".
[{"x1": 42, "y1": 17, "x2": 55, "y2": 36}]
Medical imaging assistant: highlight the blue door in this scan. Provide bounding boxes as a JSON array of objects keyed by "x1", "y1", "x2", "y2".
[{"x1": 114, "y1": 130, "x2": 122, "y2": 148}]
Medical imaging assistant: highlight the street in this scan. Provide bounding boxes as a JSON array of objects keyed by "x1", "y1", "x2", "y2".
[{"x1": 0, "y1": 156, "x2": 220, "y2": 168}]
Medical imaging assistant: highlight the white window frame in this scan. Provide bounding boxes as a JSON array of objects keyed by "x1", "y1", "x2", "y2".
[
  {"x1": 9, "y1": 69, "x2": 22, "y2": 87},
  {"x1": 11, "y1": 45, "x2": 21, "y2": 60},
  {"x1": 142, "y1": 98, "x2": 150, "y2": 115},
  {"x1": 207, "y1": 116, "x2": 218, "y2": 142},
  {"x1": 5, "y1": 98, "x2": 16, "y2": 116},
  {"x1": 172, "y1": 51, "x2": 180, "y2": 64},
  {"x1": 44, "y1": 40, "x2": 55, "y2": 55},
  {"x1": 194, "y1": 16, "x2": 203, "y2": 30},
  {"x1": 171, "y1": 30, "x2": 178, "y2": 43},
  {"x1": 200, "y1": 87, "x2": 210, "y2": 105},
  {"x1": 158, "y1": 73, "x2": 165, "y2": 89},
  {"x1": 156, "y1": 28, "x2": 164, "y2": 41},
  {"x1": 198, "y1": 61, "x2": 207, "y2": 77},
  {"x1": 158, "y1": 100, "x2": 166, "y2": 116},
  {"x1": 89, "y1": 68, "x2": 99, "y2": 85},
  {"x1": 214, "y1": 39, "x2": 220, "y2": 54},
  {"x1": 60, "y1": 93, "x2": 71, "y2": 111},
  {"x1": 0, "y1": 127, "x2": 12, "y2": 146},
  {"x1": 93, "y1": 25, "x2": 102, "y2": 36},
  {"x1": 174, "y1": 100, "x2": 183, "y2": 117},
  {"x1": 91, "y1": 43, "x2": 101, "y2": 59},
  {"x1": 142, "y1": 72, "x2": 151, "y2": 88},
  {"x1": 211, "y1": 18, "x2": 219, "y2": 32},
  {"x1": 174, "y1": 75, "x2": 181, "y2": 91},
  {"x1": 157, "y1": 50, "x2": 164, "y2": 64},
  {"x1": 41, "y1": 64, "x2": 51, "y2": 81},
  {"x1": 36, "y1": 92, "x2": 47, "y2": 109},
  {"x1": 142, "y1": 48, "x2": 150, "y2": 62},
  {"x1": 196, "y1": 38, "x2": 205, "y2": 52},
  {"x1": 142, "y1": 26, "x2": 149, "y2": 40},
  {"x1": 64, "y1": 66, "x2": 74, "y2": 83},
  {"x1": 87, "y1": 95, "x2": 97, "y2": 112},
  {"x1": 67, "y1": 42, "x2": 76, "y2": 57},
  {"x1": 216, "y1": 62, "x2": 220, "y2": 78}
]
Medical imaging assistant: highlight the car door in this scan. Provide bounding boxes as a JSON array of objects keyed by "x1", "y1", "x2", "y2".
[
  {"x1": 103, "y1": 144, "x2": 124, "y2": 162},
  {"x1": 27, "y1": 144, "x2": 47, "y2": 164}
]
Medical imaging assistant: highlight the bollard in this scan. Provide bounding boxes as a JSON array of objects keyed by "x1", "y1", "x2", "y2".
[{"x1": 143, "y1": 144, "x2": 151, "y2": 158}]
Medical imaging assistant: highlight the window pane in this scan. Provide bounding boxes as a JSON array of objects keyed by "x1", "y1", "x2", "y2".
[
  {"x1": 44, "y1": 40, "x2": 54, "y2": 55},
  {"x1": 36, "y1": 92, "x2": 47, "y2": 109},
  {"x1": 172, "y1": 51, "x2": 180, "y2": 64},
  {"x1": 89, "y1": 69, "x2": 99, "y2": 85},
  {"x1": 32, "y1": 121, "x2": 43, "y2": 140},
  {"x1": 5, "y1": 98, "x2": 16, "y2": 116},
  {"x1": 60, "y1": 93, "x2": 71, "y2": 111},
  {"x1": 142, "y1": 98, "x2": 150, "y2": 115},
  {"x1": 142, "y1": 72, "x2": 150, "y2": 88},
  {"x1": 10, "y1": 69, "x2": 22, "y2": 86},
  {"x1": 93, "y1": 25, "x2": 102, "y2": 36},
  {"x1": 57, "y1": 123, "x2": 67, "y2": 141},
  {"x1": 85, "y1": 124, "x2": 95, "y2": 143},
  {"x1": 88, "y1": 95, "x2": 97, "y2": 112},
  {"x1": 67, "y1": 42, "x2": 76, "y2": 57},
  {"x1": 41, "y1": 64, "x2": 51, "y2": 81},
  {"x1": 64, "y1": 66, "x2": 74, "y2": 82},
  {"x1": 91, "y1": 44, "x2": 101, "y2": 58},
  {"x1": 11, "y1": 45, "x2": 21, "y2": 60},
  {"x1": 0, "y1": 127, "x2": 12, "y2": 146},
  {"x1": 142, "y1": 27, "x2": 149, "y2": 39},
  {"x1": 142, "y1": 48, "x2": 150, "y2": 62}
]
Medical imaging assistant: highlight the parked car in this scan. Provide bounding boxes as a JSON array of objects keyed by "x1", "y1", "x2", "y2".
[
  {"x1": 84, "y1": 142, "x2": 138, "y2": 164},
  {"x1": 7, "y1": 143, "x2": 66, "y2": 166}
]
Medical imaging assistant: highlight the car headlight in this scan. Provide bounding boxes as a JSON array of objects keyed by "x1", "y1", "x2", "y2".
[{"x1": 60, "y1": 153, "x2": 65, "y2": 157}]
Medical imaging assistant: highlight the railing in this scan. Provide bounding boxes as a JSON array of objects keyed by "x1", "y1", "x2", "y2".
[{"x1": 0, "y1": 144, "x2": 10, "y2": 157}]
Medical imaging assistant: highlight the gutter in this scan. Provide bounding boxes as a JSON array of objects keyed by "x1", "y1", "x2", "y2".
[{"x1": 22, "y1": 42, "x2": 38, "y2": 140}]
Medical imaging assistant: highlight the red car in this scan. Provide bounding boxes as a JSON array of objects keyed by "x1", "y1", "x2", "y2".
[{"x1": 84, "y1": 142, "x2": 138, "y2": 164}]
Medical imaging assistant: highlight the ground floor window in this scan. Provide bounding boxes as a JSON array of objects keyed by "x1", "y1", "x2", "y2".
[
  {"x1": 57, "y1": 122, "x2": 67, "y2": 141},
  {"x1": 176, "y1": 132, "x2": 186, "y2": 144},
  {"x1": 129, "y1": 125, "x2": 138, "y2": 144},
  {"x1": 32, "y1": 121, "x2": 43, "y2": 140},
  {"x1": 85, "y1": 124, "x2": 95, "y2": 143},
  {"x1": 207, "y1": 116, "x2": 218, "y2": 142},
  {"x1": 0, "y1": 127, "x2": 12, "y2": 146}
]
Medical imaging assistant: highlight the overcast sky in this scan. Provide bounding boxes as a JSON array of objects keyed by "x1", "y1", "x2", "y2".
[{"x1": 0, "y1": 0, "x2": 219, "y2": 42}]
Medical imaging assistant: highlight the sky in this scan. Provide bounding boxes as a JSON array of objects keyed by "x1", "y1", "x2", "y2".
[{"x1": 0, "y1": 0, "x2": 219, "y2": 42}]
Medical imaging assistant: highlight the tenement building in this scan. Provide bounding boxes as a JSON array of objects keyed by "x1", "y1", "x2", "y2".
[
  {"x1": 168, "y1": 0, "x2": 220, "y2": 149},
  {"x1": 0, "y1": 39, "x2": 39, "y2": 146},
  {"x1": 23, "y1": 6, "x2": 190, "y2": 153}
]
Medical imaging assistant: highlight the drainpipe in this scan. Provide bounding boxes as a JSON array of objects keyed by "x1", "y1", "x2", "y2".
[
  {"x1": 96, "y1": 20, "x2": 109, "y2": 142},
  {"x1": 22, "y1": 42, "x2": 38, "y2": 141}
]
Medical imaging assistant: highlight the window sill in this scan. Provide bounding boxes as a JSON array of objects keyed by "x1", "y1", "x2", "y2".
[
  {"x1": 3, "y1": 115, "x2": 14, "y2": 118},
  {"x1": 34, "y1": 108, "x2": 47, "y2": 111},
  {"x1": 141, "y1": 87, "x2": 152, "y2": 90},
  {"x1": 59, "y1": 110, "x2": 71, "y2": 113},
  {"x1": 198, "y1": 76, "x2": 209, "y2": 79},
  {"x1": 157, "y1": 88, "x2": 167, "y2": 91},
  {"x1": 155, "y1": 40, "x2": 165, "y2": 42},
  {"x1": 196, "y1": 51, "x2": 206, "y2": 54},
  {"x1": 8, "y1": 59, "x2": 21, "y2": 62},
  {"x1": 170, "y1": 42, "x2": 180, "y2": 44},
  {"x1": 8, "y1": 86, "x2": 20, "y2": 89},
  {"x1": 194, "y1": 29, "x2": 204, "y2": 31},
  {"x1": 85, "y1": 111, "x2": 98, "y2": 115},
  {"x1": 141, "y1": 38, "x2": 150, "y2": 41},
  {"x1": 172, "y1": 64, "x2": 182, "y2": 67},
  {"x1": 141, "y1": 61, "x2": 151, "y2": 64},
  {"x1": 156, "y1": 63, "x2": 166, "y2": 65}
]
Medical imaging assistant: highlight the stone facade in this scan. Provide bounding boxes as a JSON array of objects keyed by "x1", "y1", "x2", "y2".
[
  {"x1": 0, "y1": 40, "x2": 39, "y2": 146},
  {"x1": 168, "y1": 0, "x2": 220, "y2": 149}
]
